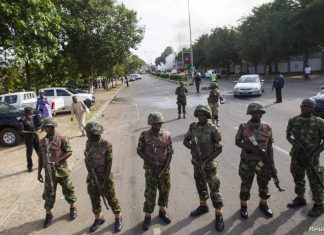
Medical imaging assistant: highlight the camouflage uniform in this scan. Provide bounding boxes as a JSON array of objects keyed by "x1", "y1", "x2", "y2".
[
  {"x1": 85, "y1": 138, "x2": 121, "y2": 214},
  {"x1": 287, "y1": 115, "x2": 324, "y2": 204},
  {"x1": 184, "y1": 106, "x2": 224, "y2": 209},
  {"x1": 236, "y1": 121, "x2": 273, "y2": 201},
  {"x1": 137, "y1": 129, "x2": 174, "y2": 213},
  {"x1": 39, "y1": 132, "x2": 77, "y2": 210},
  {"x1": 208, "y1": 83, "x2": 223, "y2": 125},
  {"x1": 175, "y1": 82, "x2": 188, "y2": 117}
]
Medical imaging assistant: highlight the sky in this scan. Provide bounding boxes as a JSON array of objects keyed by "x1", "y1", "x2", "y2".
[{"x1": 117, "y1": 0, "x2": 272, "y2": 64}]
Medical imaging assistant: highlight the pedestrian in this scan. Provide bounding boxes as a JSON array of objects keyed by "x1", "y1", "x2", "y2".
[
  {"x1": 304, "y1": 64, "x2": 311, "y2": 80},
  {"x1": 36, "y1": 91, "x2": 48, "y2": 111},
  {"x1": 286, "y1": 98, "x2": 324, "y2": 217},
  {"x1": 175, "y1": 81, "x2": 188, "y2": 119},
  {"x1": 39, "y1": 97, "x2": 52, "y2": 117},
  {"x1": 18, "y1": 107, "x2": 40, "y2": 172},
  {"x1": 84, "y1": 122, "x2": 123, "y2": 233},
  {"x1": 208, "y1": 82, "x2": 223, "y2": 126},
  {"x1": 125, "y1": 75, "x2": 129, "y2": 87},
  {"x1": 183, "y1": 105, "x2": 224, "y2": 232},
  {"x1": 71, "y1": 96, "x2": 88, "y2": 136},
  {"x1": 194, "y1": 71, "x2": 202, "y2": 93},
  {"x1": 272, "y1": 71, "x2": 284, "y2": 103},
  {"x1": 210, "y1": 71, "x2": 217, "y2": 84},
  {"x1": 137, "y1": 112, "x2": 173, "y2": 231},
  {"x1": 235, "y1": 102, "x2": 276, "y2": 219},
  {"x1": 37, "y1": 117, "x2": 77, "y2": 228}
]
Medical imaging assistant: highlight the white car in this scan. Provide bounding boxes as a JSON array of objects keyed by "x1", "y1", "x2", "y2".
[
  {"x1": 0, "y1": 91, "x2": 37, "y2": 110},
  {"x1": 233, "y1": 74, "x2": 264, "y2": 97}
]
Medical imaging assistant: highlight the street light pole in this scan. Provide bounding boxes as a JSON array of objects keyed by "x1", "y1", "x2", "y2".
[{"x1": 187, "y1": 0, "x2": 194, "y2": 75}]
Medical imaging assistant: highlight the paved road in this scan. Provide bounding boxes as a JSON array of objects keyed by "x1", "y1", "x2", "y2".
[{"x1": 0, "y1": 75, "x2": 323, "y2": 234}]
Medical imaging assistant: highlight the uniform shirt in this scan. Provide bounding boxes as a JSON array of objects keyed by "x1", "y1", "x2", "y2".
[
  {"x1": 19, "y1": 115, "x2": 36, "y2": 133},
  {"x1": 39, "y1": 132, "x2": 72, "y2": 178},
  {"x1": 208, "y1": 88, "x2": 222, "y2": 105},
  {"x1": 286, "y1": 115, "x2": 324, "y2": 154},
  {"x1": 71, "y1": 100, "x2": 87, "y2": 116},
  {"x1": 304, "y1": 66, "x2": 311, "y2": 74},
  {"x1": 137, "y1": 129, "x2": 174, "y2": 168},
  {"x1": 175, "y1": 86, "x2": 188, "y2": 98},
  {"x1": 184, "y1": 122, "x2": 223, "y2": 168}
]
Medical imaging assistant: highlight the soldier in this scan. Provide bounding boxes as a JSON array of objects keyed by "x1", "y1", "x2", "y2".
[
  {"x1": 84, "y1": 121, "x2": 123, "y2": 233},
  {"x1": 286, "y1": 98, "x2": 324, "y2": 217},
  {"x1": 137, "y1": 112, "x2": 173, "y2": 231},
  {"x1": 194, "y1": 71, "x2": 202, "y2": 93},
  {"x1": 235, "y1": 102, "x2": 275, "y2": 219},
  {"x1": 175, "y1": 81, "x2": 188, "y2": 119},
  {"x1": 37, "y1": 118, "x2": 77, "y2": 228},
  {"x1": 208, "y1": 82, "x2": 224, "y2": 127},
  {"x1": 19, "y1": 107, "x2": 40, "y2": 172},
  {"x1": 183, "y1": 105, "x2": 224, "y2": 232}
]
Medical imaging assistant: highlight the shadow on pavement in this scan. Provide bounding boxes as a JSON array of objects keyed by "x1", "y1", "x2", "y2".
[
  {"x1": 162, "y1": 216, "x2": 193, "y2": 234},
  {"x1": 0, "y1": 170, "x2": 30, "y2": 181},
  {"x1": 0, "y1": 219, "x2": 43, "y2": 235},
  {"x1": 171, "y1": 133, "x2": 186, "y2": 143}
]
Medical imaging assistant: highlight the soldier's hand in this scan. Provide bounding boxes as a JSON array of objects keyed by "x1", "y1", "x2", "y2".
[
  {"x1": 159, "y1": 169, "x2": 167, "y2": 178},
  {"x1": 49, "y1": 161, "x2": 56, "y2": 169},
  {"x1": 38, "y1": 174, "x2": 44, "y2": 183}
]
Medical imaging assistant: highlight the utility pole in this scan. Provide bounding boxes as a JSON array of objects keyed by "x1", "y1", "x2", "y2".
[{"x1": 187, "y1": 0, "x2": 194, "y2": 76}]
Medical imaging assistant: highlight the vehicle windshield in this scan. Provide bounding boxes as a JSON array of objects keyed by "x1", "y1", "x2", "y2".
[
  {"x1": 66, "y1": 88, "x2": 78, "y2": 94},
  {"x1": 238, "y1": 76, "x2": 258, "y2": 83},
  {"x1": 0, "y1": 101, "x2": 17, "y2": 112}
]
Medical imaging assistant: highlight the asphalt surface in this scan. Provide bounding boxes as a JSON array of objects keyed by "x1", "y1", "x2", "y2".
[{"x1": 0, "y1": 74, "x2": 323, "y2": 235}]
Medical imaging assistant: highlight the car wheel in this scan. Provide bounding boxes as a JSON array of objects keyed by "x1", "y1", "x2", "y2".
[{"x1": 0, "y1": 128, "x2": 21, "y2": 147}]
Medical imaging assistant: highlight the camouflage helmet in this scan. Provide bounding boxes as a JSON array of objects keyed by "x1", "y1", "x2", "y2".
[
  {"x1": 194, "y1": 104, "x2": 212, "y2": 119},
  {"x1": 85, "y1": 121, "x2": 104, "y2": 135},
  {"x1": 246, "y1": 102, "x2": 266, "y2": 115},
  {"x1": 210, "y1": 82, "x2": 218, "y2": 89},
  {"x1": 42, "y1": 117, "x2": 57, "y2": 127},
  {"x1": 148, "y1": 112, "x2": 165, "y2": 125},
  {"x1": 180, "y1": 81, "x2": 184, "y2": 86}
]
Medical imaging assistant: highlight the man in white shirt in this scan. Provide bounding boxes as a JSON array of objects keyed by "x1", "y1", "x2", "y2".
[
  {"x1": 304, "y1": 65, "x2": 311, "y2": 80},
  {"x1": 71, "y1": 96, "x2": 88, "y2": 136}
]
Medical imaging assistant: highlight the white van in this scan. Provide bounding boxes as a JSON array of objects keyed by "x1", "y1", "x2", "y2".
[{"x1": 0, "y1": 91, "x2": 37, "y2": 110}]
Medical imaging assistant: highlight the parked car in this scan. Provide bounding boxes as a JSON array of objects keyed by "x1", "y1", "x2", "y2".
[
  {"x1": 39, "y1": 87, "x2": 96, "y2": 112},
  {"x1": 0, "y1": 102, "x2": 43, "y2": 147},
  {"x1": 205, "y1": 69, "x2": 215, "y2": 79},
  {"x1": 233, "y1": 74, "x2": 264, "y2": 97},
  {"x1": 311, "y1": 89, "x2": 324, "y2": 118},
  {"x1": 134, "y1": 74, "x2": 142, "y2": 80},
  {"x1": 46, "y1": 97, "x2": 65, "y2": 116},
  {"x1": 128, "y1": 75, "x2": 137, "y2": 82},
  {"x1": 0, "y1": 91, "x2": 37, "y2": 110}
]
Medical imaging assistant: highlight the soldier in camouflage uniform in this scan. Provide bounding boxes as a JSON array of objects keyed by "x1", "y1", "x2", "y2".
[
  {"x1": 235, "y1": 102, "x2": 275, "y2": 219},
  {"x1": 18, "y1": 106, "x2": 40, "y2": 172},
  {"x1": 207, "y1": 82, "x2": 224, "y2": 127},
  {"x1": 37, "y1": 118, "x2": 77, "y2": 228},
  {"x1": 175, "y1": 81, "x2": 188, "y2": 119},
  {"x1": 84, "y1": 121, "x2": 122, "y2": 233},
  {"x1": 183, "y1": 105, "x2": 224, "y2": 232},
  {"x1": 137, "y1": 112, "x2": 174, "y2": 231},
  {"x1": 286, "y1": 98, "x2": 324, "y2": 217}
]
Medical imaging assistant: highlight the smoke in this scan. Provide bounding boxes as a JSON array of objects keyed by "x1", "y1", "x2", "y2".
[{"x1": 157, "y1": 54, "x2": 175, "y2": 71}]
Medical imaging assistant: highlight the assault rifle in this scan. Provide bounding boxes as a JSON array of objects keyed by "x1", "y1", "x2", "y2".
[
  {"x1": 152, "y1": 145, "x2": 166, "y2": 193},
  {"x1": 84, "y1": 152, "x2": 109, "y2": 210},
  {"x1": 193, "y1": 136, "x2": 207, "y2": 184},
  {"x1": 291, "y1": 136, "x2": 324, "y2": 189},
  {"x1": 45, "y1": 138, "x2": 54, "y2": 194},
  {"x1": 248, "y1": 136, "x2": 285, "y2": 192}
]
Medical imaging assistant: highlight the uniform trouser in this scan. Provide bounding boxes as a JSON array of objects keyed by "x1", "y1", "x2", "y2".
[
  {"x1": 275, "y1": 88, "x2": 282, "y2": 102},
  {"x1": 144, "y1": 166, "x2": 171, "y2": 213},
  {"x1": 239, "y1": 159, "x2": 271, "y2": 201},
  {"x1": 87, "y1": 172, "x2": 121, "y2": 214},
  {"x1": 177, "y1": 100, "x2": 186, "y2": 115},
  {"x1": 290, "y1": 155, "x2": 323, "y2": 204},
  {"x1": 195, "y1": 82, "x2": 200, "y2": 92},
  {"x1": 24, "y1": 134, "x2": 39, "y2": 170},
  {"x1": 208, "y1": 103, "x2": 219, "y2": 122},
  {"x1": 193, "y1": 166, "x2": 223, "y2": 209},
  {"x1": 75, "y1": 112, "x2": 86, "y2": 131},
  {"x1": 43, "y1": 172, "x2": 77, "y2": 210}
]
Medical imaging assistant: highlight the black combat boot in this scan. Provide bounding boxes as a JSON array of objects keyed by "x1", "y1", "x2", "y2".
[
  {"x1": 308, "y1": 204, "x2": 324, "y2": 217},
  {"x1": 142, "y1": 216, "x2": 151, "y2": 231},
  {"x1": 70, "y1": 208, "x2": 77, "y2": 220},
  {"x1": 287, "y1": 197, "x2": 306, "y2": 208},
  {"x1": 43, "y1": 214, "x2": 53, "y2": 228},
  {"x1": 215, "y1": 215, "x2": 224, "y2": 232},
  {"x1": 178, "y1": 114, "x2": 181, "y2": 119},
  {"x1": 240, "y1": 205, "x2": 248, "y2": 219},
  {"x1": 183, "y1": 114, "x2": 186, "y2": 119},
  {"x1": 89, "y1": 217, "x2": 105, "y2": 233},
  {"x1": 114, "y1": 217, "x2": 123, "y2": 232},
  {"x1": 159, "y1": 210, "x2": 171, "y2": 224},
  {"x1": 259, "y1": 204, "x2": 273, "y2": 218},
  {"x1": 190, "y1": 205, "x2": 209, "y2": 217}
]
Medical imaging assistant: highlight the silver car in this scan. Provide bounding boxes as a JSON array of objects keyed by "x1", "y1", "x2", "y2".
[{"x1": 233, "y1": 74, "x2": 264, "y2": 97}]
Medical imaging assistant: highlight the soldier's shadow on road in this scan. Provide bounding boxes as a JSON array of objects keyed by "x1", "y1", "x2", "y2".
[
  {"x1": 0, "y1": 220, "x2": 42, "y2": 234},
  {"x1": 0, "y1": 169, "x2": 30, "y2": 181}
]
